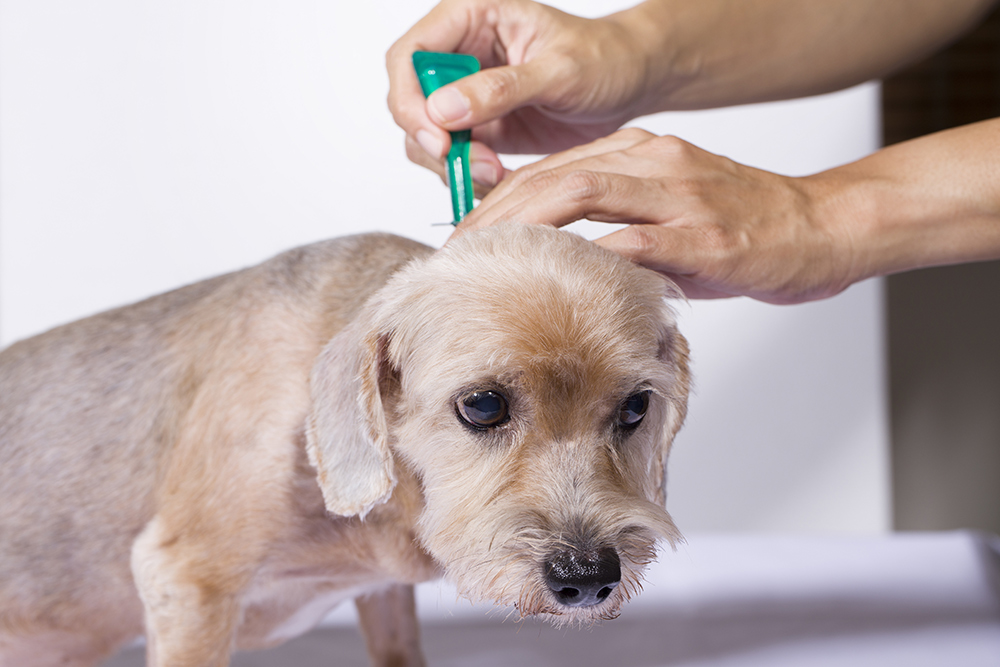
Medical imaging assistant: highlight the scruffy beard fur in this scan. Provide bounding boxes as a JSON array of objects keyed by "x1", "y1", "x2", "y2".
[
  {"x1": 425, "y1": 504, "x2": 679, "y2": 625},
  {"x1": 1, "y1": 223, "x2": 689, "y2": 667},
  {"x1": 405, "y1": 416, "x2": 684, "y2": 626}
]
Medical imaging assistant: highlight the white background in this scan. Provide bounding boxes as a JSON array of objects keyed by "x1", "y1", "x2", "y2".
[{"x1": 0, "y1": 0, "x2": 888, "y2": 533}]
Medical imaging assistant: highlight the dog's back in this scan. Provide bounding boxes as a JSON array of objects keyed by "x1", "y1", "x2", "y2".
[
  {"x1": 0, "y1": 282, "x2": 191, "y2": 640},
  {"x1": 0, "y1": 232, "x2": 430, "y2": 658}
]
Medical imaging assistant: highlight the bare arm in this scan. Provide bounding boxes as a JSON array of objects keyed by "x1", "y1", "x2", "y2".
[
  {"x1": 812, "y1": 117, "x2": 1000, "y2": 286},
  {"x1": 619, "y1": 0, "x2": 996, "y2": 112}
]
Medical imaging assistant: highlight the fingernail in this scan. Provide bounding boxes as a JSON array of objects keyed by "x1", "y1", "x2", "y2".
[
  {"x1": 470, "y1": 161, "x2": 499, "y2": 187},
  {"x1": 415, "y1": 129, "x2": 445, "y2": 159},
  {"x1": 428, "y1": 87, "x2": 470, "y2": 123}
]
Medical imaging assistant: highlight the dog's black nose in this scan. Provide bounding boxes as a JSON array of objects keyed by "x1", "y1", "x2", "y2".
[{"x1": 544, "y1": 547, "x2": 621, "y2": 607}]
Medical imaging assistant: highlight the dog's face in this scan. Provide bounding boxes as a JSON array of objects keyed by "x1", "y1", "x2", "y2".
[{"x1": 307, "y1": 225, "x2": 689, "y2": 624}]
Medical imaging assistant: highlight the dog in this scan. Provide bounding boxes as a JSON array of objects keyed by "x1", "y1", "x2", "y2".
[{"x1": 0, "y1": 224, "x2": 690, "y2": 667}]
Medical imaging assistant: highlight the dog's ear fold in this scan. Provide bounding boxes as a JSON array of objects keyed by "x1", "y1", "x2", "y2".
[
  {"x1": 661, "y1": 327, "x2": 691, "y2": 440},
  {"x1": 655, "y1": 325, "x2": 691, "y2": 506},
  {"x1": 306, "y1": 313, "x2": 399, "y2": 518}
]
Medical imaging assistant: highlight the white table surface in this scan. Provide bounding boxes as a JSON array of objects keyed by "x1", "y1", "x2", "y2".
[{"x1": 105, "y1": 531, "x2": 1000, "y2": 666}]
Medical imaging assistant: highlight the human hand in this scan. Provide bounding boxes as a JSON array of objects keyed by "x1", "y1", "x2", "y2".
[
  {"x1": 387, "y1": 0, "x2": 657, "y2": 194},
  {"x1": 455, "y1": 128, "x2": 860, "y2": 305}
]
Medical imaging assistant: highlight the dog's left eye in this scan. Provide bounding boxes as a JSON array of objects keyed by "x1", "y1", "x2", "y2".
[
  {"x1": 457, "y1": 391, "x2": 509, "y2": 429},
  {"x1": 618, "y1": 390, "x2": 651, "y2": 427}
]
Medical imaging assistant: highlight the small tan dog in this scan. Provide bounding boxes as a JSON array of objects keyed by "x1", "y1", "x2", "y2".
[{"x1": 0, "y1": 224, "x2": 690, "y2": 667}]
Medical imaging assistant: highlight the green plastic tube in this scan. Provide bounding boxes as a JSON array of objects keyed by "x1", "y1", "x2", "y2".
[{"x1": 412, "y1": 51, "x2": 481, "y2": 225}]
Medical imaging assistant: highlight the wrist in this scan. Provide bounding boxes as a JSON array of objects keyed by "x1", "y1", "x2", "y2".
[
  {"x1": 799, "y1": 169, "x2": 887, "y2": 290},
  {"x1": 803, "y1": 131, "x2": 1000, "y2": 284},
  {"x1": 604, "y1": 1, "x2": 699, "y2": 116}
]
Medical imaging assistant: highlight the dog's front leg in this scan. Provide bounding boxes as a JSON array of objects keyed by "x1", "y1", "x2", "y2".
[
  {"x1": 355, "y1": 584, "x2": 425, "y2": 667},
  {"x1": 130, "y1": 518, "x2": 244, "y2": 667}
]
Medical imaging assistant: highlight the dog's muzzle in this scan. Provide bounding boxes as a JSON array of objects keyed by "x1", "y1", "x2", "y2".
[{"x1": 543, "y1": 546, "x2": 621, "y2": 608}]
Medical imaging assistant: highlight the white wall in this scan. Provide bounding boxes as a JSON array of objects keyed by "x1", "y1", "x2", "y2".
[{"x1": 0, "y1": 0, "x2": 888, "y2": 533}]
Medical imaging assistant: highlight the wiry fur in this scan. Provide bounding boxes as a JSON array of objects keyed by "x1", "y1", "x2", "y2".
[{"x1": 0, "y1": 225, "x2": 690, "y2": 666}]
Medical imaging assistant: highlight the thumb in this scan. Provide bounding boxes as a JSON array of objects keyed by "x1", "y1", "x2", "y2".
[{"x1": 426, "y1": 59, "x2": 559, "y2": 131}]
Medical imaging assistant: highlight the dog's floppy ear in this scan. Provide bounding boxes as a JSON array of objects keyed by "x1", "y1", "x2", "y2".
[
  {"x1": 655, "y1": 316, "x2": 692, "y2": 507},
  {"x1": 306, "y1": 309, "x2": 398, "y2": 518}
]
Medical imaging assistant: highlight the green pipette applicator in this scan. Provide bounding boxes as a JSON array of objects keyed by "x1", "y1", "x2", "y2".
[{"x1": 412, "y1": 51, "x2": 481, "y2": 225}]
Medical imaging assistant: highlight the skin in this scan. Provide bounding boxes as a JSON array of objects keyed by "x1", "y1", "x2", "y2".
[{"x1": 386, "y1": 0, "x2": 1000, "y2": 303}]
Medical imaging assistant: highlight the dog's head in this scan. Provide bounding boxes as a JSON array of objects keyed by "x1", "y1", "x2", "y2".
[{"x1": 307, "y1": 224, "x2": 689, "y2": 624}]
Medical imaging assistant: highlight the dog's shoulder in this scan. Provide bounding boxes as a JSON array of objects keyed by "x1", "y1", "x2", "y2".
[
  {"x1": 248, "y1": 233, "x2": 433, "y2": 335},
  {"x1": 260, "y1": 233, "x2": 433, "y2": 293},
  {"x1": 0, "y1": 233, "x2": 432, "y2": 355},
  {"x1": 0, "y1": 233, "x2": 434, "y2": 421}
]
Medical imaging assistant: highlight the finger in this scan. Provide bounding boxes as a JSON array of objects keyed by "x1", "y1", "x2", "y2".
[
  {"x1": 468, "y1": 141, "x2": 506, "y2": 192},
  {"x1": 405, "y1": 134, "x2": 447, "y2": 183},
  {"x1": 406, "y1": 135, "x2": 509, "y2": 203},
  {"x1": 404, "y1": 135, "x2": 507, "y2": 187},
  {"x1": 387, "y1": 63, "x2": 451, "y2": 160},
  {"x1": 387, "y1": 40, "x2": 452, "y2": 159},
  {"x1": 425, "y1": 56, "x2": 571, "y2": 133},
  {"x1": 466, "y1": 128, "x2": 655, "y2": 224},
  {"x1": 596, "y1": 225, "x2": 744, "y2": 299},
  {"x1": 597, "y1": 224, "x2": 709, "y2": 284},
  {"x1": 386, "y1": 4, "x2": 476, "y2": 159},
  {"x1": 453, "y1": 169, "x2": 739, "y2": 301},
  {"x1": 461, "y1": 170, "x2": 669, "y2": 238}
]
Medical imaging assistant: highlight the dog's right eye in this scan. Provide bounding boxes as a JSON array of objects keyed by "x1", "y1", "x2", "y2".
[
  {"x1": 618, "y1": 390, "x2": 651, "y2": 428},
  {"x1": 456, "y1": 391, "x2": 509, "y2": 429}
]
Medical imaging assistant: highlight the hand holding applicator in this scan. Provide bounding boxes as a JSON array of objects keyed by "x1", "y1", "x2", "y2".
[{"x1": 412, "y1": 52, "x2": 481, "y2": 225}]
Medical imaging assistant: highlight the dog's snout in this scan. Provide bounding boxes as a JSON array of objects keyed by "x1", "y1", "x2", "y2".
[{"x1": 544, "y1": 546, "x2": 621, "y2": 608}]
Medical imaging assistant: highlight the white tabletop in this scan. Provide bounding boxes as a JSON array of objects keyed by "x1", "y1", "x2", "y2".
[{"x1": 106, "y1": 531, "x2": 1000, "y2": 667}]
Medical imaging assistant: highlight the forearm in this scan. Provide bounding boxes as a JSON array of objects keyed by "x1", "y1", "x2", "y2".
[
  {"x1": 611, "y1": 0, "x2": 997, "y2": 112},
  {"x1": 808, "y1": 118, "x2": 1000, "y2": 283}
]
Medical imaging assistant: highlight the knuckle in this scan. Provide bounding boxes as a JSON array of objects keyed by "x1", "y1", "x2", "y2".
[
  {"x1": 404, "y1": 136, "x2": 443, "y2": 175},
  {"x1": 385, "y1": 39, "x2": 412, "y2": 75},
  {"x1": 385, "y1": 42, "x2": 399, "y2": 66},
  {"x1": 508, "y1": 163, "x2": 559, "y2": 193},
  {"x1": 386, "y1": 90, "x2": 400, "y2": 120},
  {"x1": 560, "y1": 170, "x2": 607, "y2": 203},
  {"x1": 671, "y1": 176, "x2": 705, "y2": 200},
  {"x1": 404, "y1": 135, "x2": 423, "y2": 162},
  {"x1": 481, "y1": 68, "x2": 521, "y2": 107},
  {"x1": 619, "y1": 224, "x2": 663, "y2": 257},
  {"x1": 613, "y1": 127, "x2": 654, "y2": 143},
  {"x1": 697, "y1": 221, "x2": 741, "y2": 258},
  {"x1": 539, "y1": 53, "x2": 584, "y2": 99},
  {"x1": 651, "y1": 134, "x2": 691, "y2": 158},
  {"x1": 552, "y1": 52, "x2": 584, "y2": 81}
]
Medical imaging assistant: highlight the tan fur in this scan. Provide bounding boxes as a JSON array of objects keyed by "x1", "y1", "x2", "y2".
[{"x1": 0, "y1": 225, "x2": 690, "y2": 666}]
